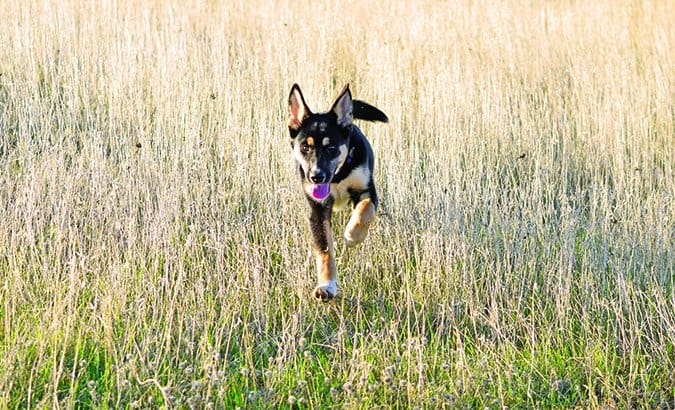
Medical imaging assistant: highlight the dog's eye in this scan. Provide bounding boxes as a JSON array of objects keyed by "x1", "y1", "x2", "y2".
[
  {"x1": 326, "y1": 145, "x2": 337, "y2": 156},
  {"x1": 300, "y1": 143, "x2": 311, "y2": 154}
]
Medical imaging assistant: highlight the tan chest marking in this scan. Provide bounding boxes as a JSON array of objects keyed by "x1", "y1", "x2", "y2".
[{"x1": 330, "y1": 165, "x2": 370, "y2": 211}]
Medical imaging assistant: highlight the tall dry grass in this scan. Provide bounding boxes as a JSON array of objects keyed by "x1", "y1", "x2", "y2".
[{"x1": 0, "y1": 0, "x2": 673, "y2": 407}]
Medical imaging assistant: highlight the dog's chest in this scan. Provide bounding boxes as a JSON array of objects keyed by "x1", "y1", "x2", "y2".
[{"x1": 330, "y1": 164, "x2": 370, "y2": 211}]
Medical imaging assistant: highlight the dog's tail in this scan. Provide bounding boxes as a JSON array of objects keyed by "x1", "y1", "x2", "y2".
[{"x1": 353, "y1": 100, "x2": 388, "y2": 123}]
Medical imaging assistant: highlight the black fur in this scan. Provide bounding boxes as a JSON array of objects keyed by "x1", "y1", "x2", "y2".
[
  {"x1": 308, "y1": 195, "x2": 333, "y2": 251},
  {"x1": 353, "y1": 100, "x2": 389, "y2": 123}
]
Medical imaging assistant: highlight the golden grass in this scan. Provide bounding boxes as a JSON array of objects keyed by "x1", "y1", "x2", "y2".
[{"x1": 0, "y1": 0, "x2": 673, "y2": 407}]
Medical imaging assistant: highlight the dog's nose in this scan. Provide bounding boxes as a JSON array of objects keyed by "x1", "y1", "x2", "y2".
[{"x1": 309, "y1": 171, "x2": 327, "y2": 184}]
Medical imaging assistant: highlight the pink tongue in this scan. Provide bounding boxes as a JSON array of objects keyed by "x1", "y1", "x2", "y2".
[{"x1": 311, "y1": 184, "x2": 330, "y2": 200}]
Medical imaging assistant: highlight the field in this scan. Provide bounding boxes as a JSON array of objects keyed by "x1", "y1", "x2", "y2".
[{"x1": 0, "y1": 0, "x2": 673, "y2": 408}]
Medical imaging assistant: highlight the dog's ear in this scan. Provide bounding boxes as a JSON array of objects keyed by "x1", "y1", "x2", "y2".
[
  {"x1": 330, "y1": 84, "x2": 353, "y2": 127},
  {"x1": 288, "y1": 84, "x2": 311, "y2": 131}
]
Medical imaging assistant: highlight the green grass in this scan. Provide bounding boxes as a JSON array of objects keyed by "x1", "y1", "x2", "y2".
[{"x1": 1, "y1": 0, "x2": 673, "y2": 408}]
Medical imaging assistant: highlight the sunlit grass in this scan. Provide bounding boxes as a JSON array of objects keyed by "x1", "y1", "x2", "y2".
[{"x1": 0, "y1": 0, "x2": 673, "y2": 408}]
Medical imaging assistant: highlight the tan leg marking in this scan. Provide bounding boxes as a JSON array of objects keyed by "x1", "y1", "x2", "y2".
[
  {"x1": 313, "y1": 219, "x2": 337, "y2": 301},
  {"x1": 344, "y1": 197, "x2": 376, "y2": 247}
]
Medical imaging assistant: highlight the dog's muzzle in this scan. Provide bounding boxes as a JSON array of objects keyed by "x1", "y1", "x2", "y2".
[{"x1": 309, "y1": 170, "x2": 328, "y2": 184}]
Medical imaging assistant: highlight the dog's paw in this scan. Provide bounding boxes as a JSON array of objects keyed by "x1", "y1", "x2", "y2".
[
  {"x1": 344, "y1": 198, "x2": 375, "y2": 247},
  {"x1": 313, "y1": 287, "x2": 335, "y2": 302},
  {"x1": 313, "y1": 281, "x2": 337, "y2": 302},
  {"x1": 344, "y1": 221, "x2": 369, "y2": 247}
]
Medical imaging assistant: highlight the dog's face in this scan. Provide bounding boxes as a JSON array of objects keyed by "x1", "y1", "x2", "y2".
[{"x1": 288, "y1": 84, "x2": 353, "y2": 200}]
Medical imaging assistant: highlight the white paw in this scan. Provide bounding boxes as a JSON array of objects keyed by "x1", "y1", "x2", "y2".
[{"x1": 313, "y1": 280, "x2": 338, "y2": 301}]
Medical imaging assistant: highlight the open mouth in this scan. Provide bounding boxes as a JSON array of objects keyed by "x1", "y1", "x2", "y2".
[{"x1": 310, "y1": 183, "x2": 330, "y2": 200}]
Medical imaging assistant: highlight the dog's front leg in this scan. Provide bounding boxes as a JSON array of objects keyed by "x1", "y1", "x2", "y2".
[
  {"x1": 309, "y1": 199, "x2": 337, "y2": 301},
  {"x1": 344, "y1": 194, "x2": 377, "y2": 247}
]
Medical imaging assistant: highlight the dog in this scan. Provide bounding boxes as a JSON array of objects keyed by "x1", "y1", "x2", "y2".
[{"x1": 287, "y1": 84, "x2": 388, "y2": 301}]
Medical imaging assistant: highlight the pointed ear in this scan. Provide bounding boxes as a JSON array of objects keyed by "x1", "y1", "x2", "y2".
[
  {"x1": 288, "y1": 84, "x2": 311, "y2": 130},
  {"x1": 330, "y1": 84, "x2": 353, "y2": 127}
]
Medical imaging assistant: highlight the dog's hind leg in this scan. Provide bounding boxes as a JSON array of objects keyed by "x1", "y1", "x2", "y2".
[
  {"x1": 344, "y1": 193, "x2": 377, "y2": 247},
  {"x1": 309, "y1": 200, "x2": 338, "y2": 301}
]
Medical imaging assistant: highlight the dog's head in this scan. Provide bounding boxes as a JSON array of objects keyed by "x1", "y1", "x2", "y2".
[{"x1": 287, "y1": 84, "x2": 353, "y2": 200}]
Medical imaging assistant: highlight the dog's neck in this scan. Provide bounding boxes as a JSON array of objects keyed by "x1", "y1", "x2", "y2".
[
  {"x1": 346, "y1": 146, "x2": 355, "y2": 164},
  {"x1": 345, "y1": 126, "x2": 354, "y2": 164}
]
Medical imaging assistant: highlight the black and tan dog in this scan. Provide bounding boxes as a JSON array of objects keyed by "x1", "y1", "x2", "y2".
[{"x1": 287, "y1": 84, "x2": 388, "y2": 301}]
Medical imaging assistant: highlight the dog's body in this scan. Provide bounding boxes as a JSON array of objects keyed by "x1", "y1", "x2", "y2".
[{"x1": 287, "y1": 84, "x2": 388, "y2": 300}]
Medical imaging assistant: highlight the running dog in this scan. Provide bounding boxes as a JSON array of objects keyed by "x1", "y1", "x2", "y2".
[{"x1": 287, "y1": 84, "x2": 388, "y2": 301}]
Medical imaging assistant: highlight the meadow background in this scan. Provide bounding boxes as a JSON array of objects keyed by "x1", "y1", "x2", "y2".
[{"x1": 0, "y1": 0, "x2": 673, "y2": 408}]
